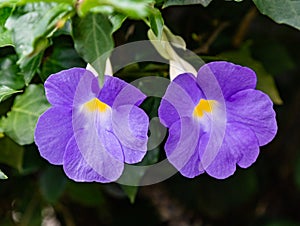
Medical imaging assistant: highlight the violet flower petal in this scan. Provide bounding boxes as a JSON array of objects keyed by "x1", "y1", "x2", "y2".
[
  {"x1": 227, "y1": 89, "x2": 277, "y2": 146},
  {"x1": 63, "y1": 135, "x2": 111, "y2": 183},
  {"x1": 45, "y1": 68, "x2": 95, "y2": 108},
  {"x1": 34, "y1": 107, "x2": 72, "y2": 165},
  {"x1": 206, "y1": 123, "x2": 259, "y2": 179},
  {"x1": 112, "y1": 105, "x2": 148, "y2": 163}
]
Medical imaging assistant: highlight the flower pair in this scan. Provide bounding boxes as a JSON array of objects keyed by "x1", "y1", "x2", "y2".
[{"x1": 34, "y1": 61, "x2": 277, "y2": 182}]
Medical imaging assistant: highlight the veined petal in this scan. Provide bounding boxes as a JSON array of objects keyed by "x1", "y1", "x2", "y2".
[
  {"x1": 99, "y1": 76, "x2": 146, "y2": 108},
  {"x1": 63, "y1": 136, "x2": 111, "y2": 183},
  {"x1": 227, "y1": 89, "x2": 277, "y2": 146},
  {"x1": 112, "y1": 105, "x2": 149, "y2": 163},
  {"x1": 165, "y1": 117, "x2": 202, "y2": 177},
  {"x1": 205, "y1": 123, "x2": 259, "y2": 179},
  {"x1": 45, "y1": 68, "x2": 96, "y2": 107},
  {"x1": 158, "y1": 74, "x2": 199, "y2": 128},
  {"x1": 34, "y1": 107, "x2": 72, "y2": 165},
  {"x1": 72, "y1": 102, "x2": 124, "y2": 182},
  {"x1": 197, "y1": 61, "x2": 257, "y2": 100}
]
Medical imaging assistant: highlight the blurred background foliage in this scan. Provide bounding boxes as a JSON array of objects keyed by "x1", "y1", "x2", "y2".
[{"x1": 0, "y1": 0, "x2": 300, "y2": 225}]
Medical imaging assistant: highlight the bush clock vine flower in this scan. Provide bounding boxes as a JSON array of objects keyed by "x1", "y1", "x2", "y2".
[
  {"x1": 159, "y1": 61, "x2": 277, "y2": 179},
  {"x1": 34, "y1": 68, "x2": 149, "y2": 182}
]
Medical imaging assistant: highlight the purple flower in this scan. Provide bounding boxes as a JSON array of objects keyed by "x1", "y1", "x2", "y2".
[
  {"x1": 159, "y1": 61, "x2": 277, "y2": 179},
  {"x1": 35, "y1": 68, "x2": 149, "y2": 182}
]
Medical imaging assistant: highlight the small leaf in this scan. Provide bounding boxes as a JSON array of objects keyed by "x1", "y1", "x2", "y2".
[
  {"x1": 0, "y1": 54, "x2": 25, "y2": 90},
  {"x1": 0, "y1": 137, "x2": 24, "y2": 171},
  {"x1": 149, "y1": 9, "x2": 164, "y2": 39},
  {"x1": 72, "y1": 13, "x2": 114, "y2": 84},
  {"x1": 253, "y1": 0, "x2": 300, "y2": 30},
  {"x1": 109, "y1": 13, "x2": 127, "y2": 33},
  {"x1": 163, "y1": 0, "x2": 213, "y2": 8},
  {"x1": 77, "y1": 0, "x2": 154, "y2": 19},
  {"x1": 0, "y1": 85, "x2": 22, "y2": 103},
  {"x1": 39, "y1": 166, "x2": 67, "y2": 203},
  {"x1": 218, "y1": 42, "x2": 283, "y2": 105},
  {"x1": 0, "y1": 7, "x2": 13, "y2": 47},
  {"x1": 1, "y1": 84, "x2": 50, "y2": 145},
  {"x1": 0, "y1": 169, "x2": 8, "y2": 179}
]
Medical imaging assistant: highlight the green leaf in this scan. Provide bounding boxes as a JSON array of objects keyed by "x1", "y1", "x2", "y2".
[
  {"x1": 39, "y1": 166, "x2": 67, "y2": 203},
  {"x1": 0, "y1": 85, "x2": 22, "y2": 103},
  {"x1": 0, "y1": 7, "x2": 13, "y2": 47},
  {"x1": 109, "y1": 13, "x2": 127, "y2": 33},
  {"x1": 77, "y1": 0, "x2": 154, "y2": 19},
  {"x1": 163, "y1": 0, "x2": 213, "y2": 8},
  {"x1": 5, "y1": 2, "x2": 74, "y2": 83},
  {"x1": 1, "y1": 84, "x2": 50, "y2": 145},
  {"x1": 218, "y1": 42, "x2": 283, "y2": 105},
  {"x1": 72, "y1": 13, "x2": 114, "y2": 84},
  {"x1": 253, "y1": 0, "x2": 300, "y2": 30},
  {"x1": 0, "y1": 137, "x2": 24, "y2": 171},
  {"x1": 149, "y1": 9, "x2": 164, "y2": 39},
  {"x1": 0, "y1": 55, "x2": 25, "y2": 90},
  {"x1": 0, "y1": 169, "x2": 8, "y2": 179},
  {"x1": 41, "y1": 36, "x2": 86, "y2": 81}
]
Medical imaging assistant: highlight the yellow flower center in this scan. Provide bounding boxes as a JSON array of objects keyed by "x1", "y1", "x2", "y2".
[
  {"x1": 193, "y1": 99, "x2": 216, "y2": 118},
  {"x1": 84, "y1": 98, "x2": 109, "y2": 112}
]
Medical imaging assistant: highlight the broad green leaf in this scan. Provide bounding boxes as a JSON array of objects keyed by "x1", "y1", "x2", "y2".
[
  {"x1": 39, "y1": 166, "x2": 67, "y2": 203},
  {"x1": 0, "y1": 7, "x2": 13, "y2": 47},
  {"x1": 0, "y1": 84, "x2": 50, "y2": 145},
  {"x1": 0, "y1": 0, "x2": 73, "y2": 7},
  {"x1": 5, "y1": 2, "x2": 74, "y2": 83},
  {"x1": 0, "y1": 169, "x2": 8, "y2": 179},
  {"x1": 0, "y1": 85, "x2": 21, "y2": 103},
  {"x1": 0, "y1": 137, "x2": 24, "y2": 171},
  {"x1": 149, "y1": 9, "x2": 164, "y2": 39},
  {"x1": 77, "y1": 0, "x2": 154, "y2": 19},
  {"x1": 218, "y1": 42, "x2": 283, "y2": 105},
  {"x1": 41, "y1": 37, "x2": 85, "y2": 81},
  {"x1": 253, "y1": 0, "x2": 300, "y2": 30},
  {"x1": 0, "y1": 55, "x2": 24, "y2": 90},
  {"x1": 72, "y1": 13, "x2": 114, "y2": 84},
  {"x1": 163, "y1": 0, "x2": 212, "y2": 8}
]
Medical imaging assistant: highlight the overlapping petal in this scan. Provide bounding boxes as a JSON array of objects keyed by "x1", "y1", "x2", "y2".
[
  {"x1": 227, "y1": 89, "x2": 277, "y2": 146},
  {"x1": 45, "y1": 68, "x2": 94, "y2": 107},
  {"x1": 34, "y1": 107, "x2": 73, "y2": 165}
]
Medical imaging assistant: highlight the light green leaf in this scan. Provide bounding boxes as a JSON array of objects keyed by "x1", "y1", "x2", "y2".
[
  {"x1": 253, "y1": 0, "x2": 300, "y2": 30},
  {"x1": 0, "y1": 85, "x2": 22, "y2": 103},
  {"x1": 149, "y1": 9, "x2": 164, "y2": 39},
  {"x1": 72, "y1": 13, "x2": 114, "y2": 84},
  {"x1": 39, "y1": 166, "x2": 67, "y2": 203},
  {"x1": 218, "y1": 42, "x2": 283, "y2": 105},
  {"x1": 148, "y1": 25, "x2": 197, "y2": 80},
  {"x1": 0, "y1": 7, "x2": 13, "y2": 47},
  {"x1": 0, "y1": 137, "x2": 24, "y2": 171},
  {"x1": 109, "y1": 13, "x2": 127, "y2": 33},
  {"x1": 5, "y1": 2, "x2": 74, "y2": 83},
  {"x1": 77, "y1": 0, "x2": 154, "y2": 19},
  {"x1": 0, "y1": 169, "x2": 8, "y2": 179},
  {"x1": 163, "y1": 0, "x2": 212, "y2": 8},
  {"x1": 1, "y1": 84, "x2": 50, "y2": 145}
]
